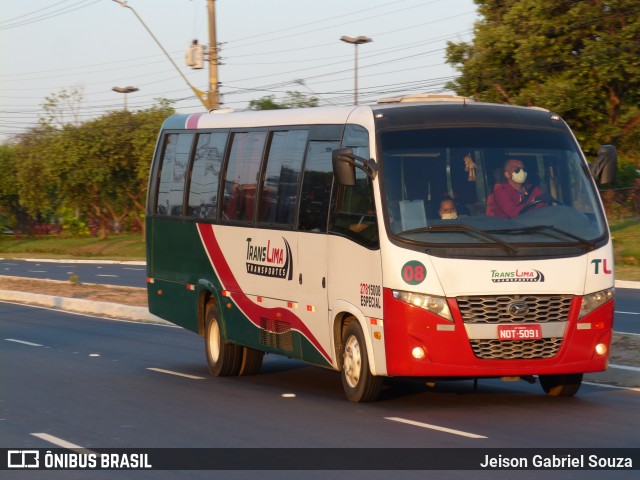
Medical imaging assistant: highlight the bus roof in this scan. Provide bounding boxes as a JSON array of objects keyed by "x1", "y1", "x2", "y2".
[{"x1": 161, "y1": 100, "x2": 564, "y2": 132}]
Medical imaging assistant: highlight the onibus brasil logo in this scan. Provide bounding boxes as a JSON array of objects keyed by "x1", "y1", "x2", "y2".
[
  {"x1": 245, "y1": 237, "x2": 293, "y2": 280},
  {"x1": 490, "y1": 268, "x2": 545, "y2": 283}
]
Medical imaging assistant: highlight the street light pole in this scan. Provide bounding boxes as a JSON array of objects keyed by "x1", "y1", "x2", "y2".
[
  {"x1": 112, "y1": 86, "x2": 139, "y2": 111},
  {"x1": 340, "y1": 35, "x2": 372, "y2": 106},
  {"x1": 112, "y1": 0, "x2": 212, "y2": 110}
]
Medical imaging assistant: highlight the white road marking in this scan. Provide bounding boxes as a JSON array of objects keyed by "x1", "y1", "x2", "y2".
[
  {"x1": 610, "y1": 364, "x2": 640, "y2": 372},
  {"x1": 583, "y1": 381, "x2": 640, "y2": 393},
  {"x1": 616, "y1": 310, "x2": 640, "y2": 315},
  {"x1": 96, "y1": 274, "x2": 118, "y2": 277},
  {"x1": 617, "y1": 331, "x2": 640, "y2": 337},
  {"x1": 31, "y1": 433, "x2": 94, "y2": 454},
  {"x1": 28, "y1": 270, "x2": 46, "y2": 273},
  {"x1": 123, "y1": 267, "x2": 144, "y2": 271},
  {"x1": 147, "y1": 368, "x2": 205, "y2": 380},
  {"x1": 385, "y1": 417, "x2": 488, "y2": 439},
  {"x1": 5, "y1": 338, "x2": 43, "y2": 347}
]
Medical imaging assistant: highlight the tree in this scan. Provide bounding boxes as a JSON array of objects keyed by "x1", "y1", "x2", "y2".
[
  {"x1": 11, "y1": 96, "x2": 174, "y2": 238},
  {"x1": 445, "y1": 0, "x2": 640, "y2": 157},
  {"x1": 248, "y1": 91, "x2": 319, "y2": 110},
  {"x1": 0, "y1": 144, "x2": 22, "y2": 231},
  {"x1": 13, "y1": 125, "x2": 63, "y2": 227},
  {"x1": 40, "y1": 85, "x2": 85, "y2": 128}
]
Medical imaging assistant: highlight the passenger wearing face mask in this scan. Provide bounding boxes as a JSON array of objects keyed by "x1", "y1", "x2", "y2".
[
  {"x1": 489, "y1": 159, "x2": 545, "y2": 218},
  {"x1": 439, "y1": 197, "x2": 458, "y2": 220}
]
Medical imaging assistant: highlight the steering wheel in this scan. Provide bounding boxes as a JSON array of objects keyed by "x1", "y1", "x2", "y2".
[{"x1": 519, "y1": 196, "x2": 562, "y2": 214}]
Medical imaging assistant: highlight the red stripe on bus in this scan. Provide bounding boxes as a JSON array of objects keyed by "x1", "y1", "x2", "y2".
[
  {"x1": 186, "y1": 113, "x2": 204, "y2": 129},
  {"x1": 197, "y1": 224, "x2": 331, "y2": 363}
]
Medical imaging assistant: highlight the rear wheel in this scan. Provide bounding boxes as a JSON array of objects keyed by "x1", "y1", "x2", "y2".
[
  {"x1": 539, "y1": 373, "x2": 583, "y2": 396},
  {"x1": 341, "y1": 320, "x2": 383, "y2": 402},
  {"x1": 239, "y1": 347, "x2": 264, "y2": 376},
  {"x1": 205, "y1": 304, "x2": 242, "y2": 376}
]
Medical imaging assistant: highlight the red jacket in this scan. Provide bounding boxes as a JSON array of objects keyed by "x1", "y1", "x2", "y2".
[{"x1": 487, "y1": 182, "x2": 543, "y2": 219}]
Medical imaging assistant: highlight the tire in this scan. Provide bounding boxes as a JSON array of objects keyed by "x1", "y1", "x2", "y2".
[
  {"x1": 340, "y1": 320, "x2": 383, "y2": 402},
  {"x1": 205, "y1": 304, "x2": 242, "y2": 376},
  {"x1": 239, "y1": 347, "x2": 264, "y2": 376},
  {"x1": 539, "y1": 373, "x2": 583, "y2": 396}
]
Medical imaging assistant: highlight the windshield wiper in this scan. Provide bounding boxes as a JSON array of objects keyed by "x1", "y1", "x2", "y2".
[
  {"x1": 396, "y1": 224, "x2": 519, "y2": 255},
  {"x1": 487, "y1": 225, "x2": 596, "y2": 251}
]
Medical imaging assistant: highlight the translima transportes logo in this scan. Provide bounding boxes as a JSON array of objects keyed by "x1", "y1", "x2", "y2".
[
  {"x1": 490, "y1": 268, "x2": 545, "y2": 283},
  {"x1": 245, "y1": 237, "x2": 293, "y2": 280}
]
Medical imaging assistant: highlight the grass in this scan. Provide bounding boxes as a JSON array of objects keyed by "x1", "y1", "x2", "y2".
[
  {"x1": 0, "y1": 234, "x2": 145, "y2": 260},
  {"x1": 1, "y1": 221, "x2": 638, "y2": 281},
  {"x1": 610, "y1": 219, "x2": 640, "y2": 282}
]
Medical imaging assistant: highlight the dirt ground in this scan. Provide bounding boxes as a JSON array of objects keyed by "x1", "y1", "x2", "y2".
[
  {"x1": 0, "y1": 276, "x2": 638, "y2": 367},
  {"x1": 0, "y1": 276, "x2": 147, "y2": 307}
]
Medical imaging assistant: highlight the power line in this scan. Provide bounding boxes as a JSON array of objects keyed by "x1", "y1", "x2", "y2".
[{"x1": 0, "y1": 0, "x2": 102, "y2": 31}]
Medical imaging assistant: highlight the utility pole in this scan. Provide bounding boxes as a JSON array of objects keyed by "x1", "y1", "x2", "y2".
[
  {"x1": 207, "y1": 0, "x2": 220, "y2": 110},
  {"x1": 113, "y1": 0, "x2": 212, "y2": 110}
]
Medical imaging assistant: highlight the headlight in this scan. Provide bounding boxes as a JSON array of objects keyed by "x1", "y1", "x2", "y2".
[
  {"x1": 392, "y1": 290, "x2": 453, "y2": 322},
  {"x1": 579, "y1": 287, "x2": 614, "y2": 319}
]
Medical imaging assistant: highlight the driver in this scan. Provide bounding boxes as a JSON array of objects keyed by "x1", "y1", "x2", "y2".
[{"x1": 488, "y1": 159, "x2": 547, "y2": 218}]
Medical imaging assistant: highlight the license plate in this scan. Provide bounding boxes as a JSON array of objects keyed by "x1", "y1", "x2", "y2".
[{"x1": 497, "y1": 324, "x2": 542, "y2": 341}]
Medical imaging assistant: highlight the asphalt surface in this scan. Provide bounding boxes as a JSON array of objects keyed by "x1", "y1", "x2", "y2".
[
  {"x1": 0, "y1": 259, "x2": 146, "y2": 288},
  {"x1": 1, "y1": 303, "x2": 639, "y2": 480},
  {"x1": 1, "y1": 263, "x2": 639, "y2": 479}
]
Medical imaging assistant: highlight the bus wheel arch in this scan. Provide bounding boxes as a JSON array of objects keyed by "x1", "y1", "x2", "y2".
[
  {"x1": 339, "y1": 317, "x2": 383, "y2": 402},
  {"x1": 204, "y1": 299, "x2": 243, "y2": 376},
  {"x1": 201, "y1": 290, "x2": 263, "y2": 376},
  {"x1": 332, "y1": 308, "x2": 381, "y2": 375},
  {"x1": 197, "y1": 290, "x2": 215, "y2": 337}
]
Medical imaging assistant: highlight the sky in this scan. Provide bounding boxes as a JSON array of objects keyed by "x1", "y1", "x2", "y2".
[{"x1": 0, "y1": 0, "x2": 479, "y2": 141}]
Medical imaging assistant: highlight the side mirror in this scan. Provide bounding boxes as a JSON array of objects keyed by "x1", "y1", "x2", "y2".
[
  {"x1": 590, "y1": 145, "x2": 617, "y2": 185},
  {"x1": 332, "y1": 148, "x2": 356, "y2": 186},
  {"x1": 332, "y1": 147, "x2": 378, "y2": 186}
]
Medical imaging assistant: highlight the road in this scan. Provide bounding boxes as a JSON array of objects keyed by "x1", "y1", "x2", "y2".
[
  {"x1": 1, "y1": 303, "x2": 639, "y2": 479},
  {"x1": 0, "y1": 259, "x2": 146, "y2": 288},
  {"x1": 616, "y1": 288, "x2": 640, "y2": 334}
]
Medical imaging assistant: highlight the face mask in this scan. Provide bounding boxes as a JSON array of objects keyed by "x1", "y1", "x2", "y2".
[
  {"x1": 511, "y1": 169, "x2": 527, "y2": 184},
  {"x1": 441, "y1": 212, "x2": 457, "y2": 220}
]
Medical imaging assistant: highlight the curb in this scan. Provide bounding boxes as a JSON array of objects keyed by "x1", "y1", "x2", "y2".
[
  {"x1": 0, "y1": 289, "x2": 171, "y2": 325},
  {"x1": 615, "y1": 280, "x2": 640, "y2": 289}
]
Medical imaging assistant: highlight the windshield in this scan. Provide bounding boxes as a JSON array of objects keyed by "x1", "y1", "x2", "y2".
[{"x1": 380, "y1": 127, "x2": 607, "y2": 255}]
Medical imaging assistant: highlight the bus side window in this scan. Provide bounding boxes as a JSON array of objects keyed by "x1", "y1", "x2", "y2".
[
  {"x1": 187, "y1": 131, "x2": 227, "y2": 219},
  {"x1": 221, "y1": 131, "x2": 267, "y2": 222},
  {"x1": 298, "y1": 140, "x2": 339, "y2": 232},
  {"x1": 156, "y1": 132, "x2": 194, "y2": 216},
  {"x1": 330, "y1": 124, "x2": 378, "y2": 246},
  {"x1": 331, "y1": 170, "x2": 379, "y2": 247},
  {"x1": 258, "y1": 129, "x2": 308, "y2": 226}
]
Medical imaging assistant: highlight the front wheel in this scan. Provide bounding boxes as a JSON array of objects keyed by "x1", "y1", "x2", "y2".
[
  {"x1": 539, "y1": 373, "x2": 583, "y2": 396},
  {"x1": 341, "y1": 321, "x2": 383, "y2": 402}
]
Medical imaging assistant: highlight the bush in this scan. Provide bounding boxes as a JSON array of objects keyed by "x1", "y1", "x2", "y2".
[{"x1": 58, "y1": 208, "x2": 90, "y2": 237}]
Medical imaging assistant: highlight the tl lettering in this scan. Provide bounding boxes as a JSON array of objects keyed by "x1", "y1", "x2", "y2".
[{"x1": 591, "y1": 259, "x2": 612, "y2": 275}]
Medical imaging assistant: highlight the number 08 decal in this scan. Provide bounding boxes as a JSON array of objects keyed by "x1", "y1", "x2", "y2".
[{"x1": 401, "y1": 260, "x2": 426, "y2": 285}]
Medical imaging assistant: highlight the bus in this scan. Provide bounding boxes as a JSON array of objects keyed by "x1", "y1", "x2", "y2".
[{"x1": 146, "y1": 95, "x2": 617, "y2": 402}]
